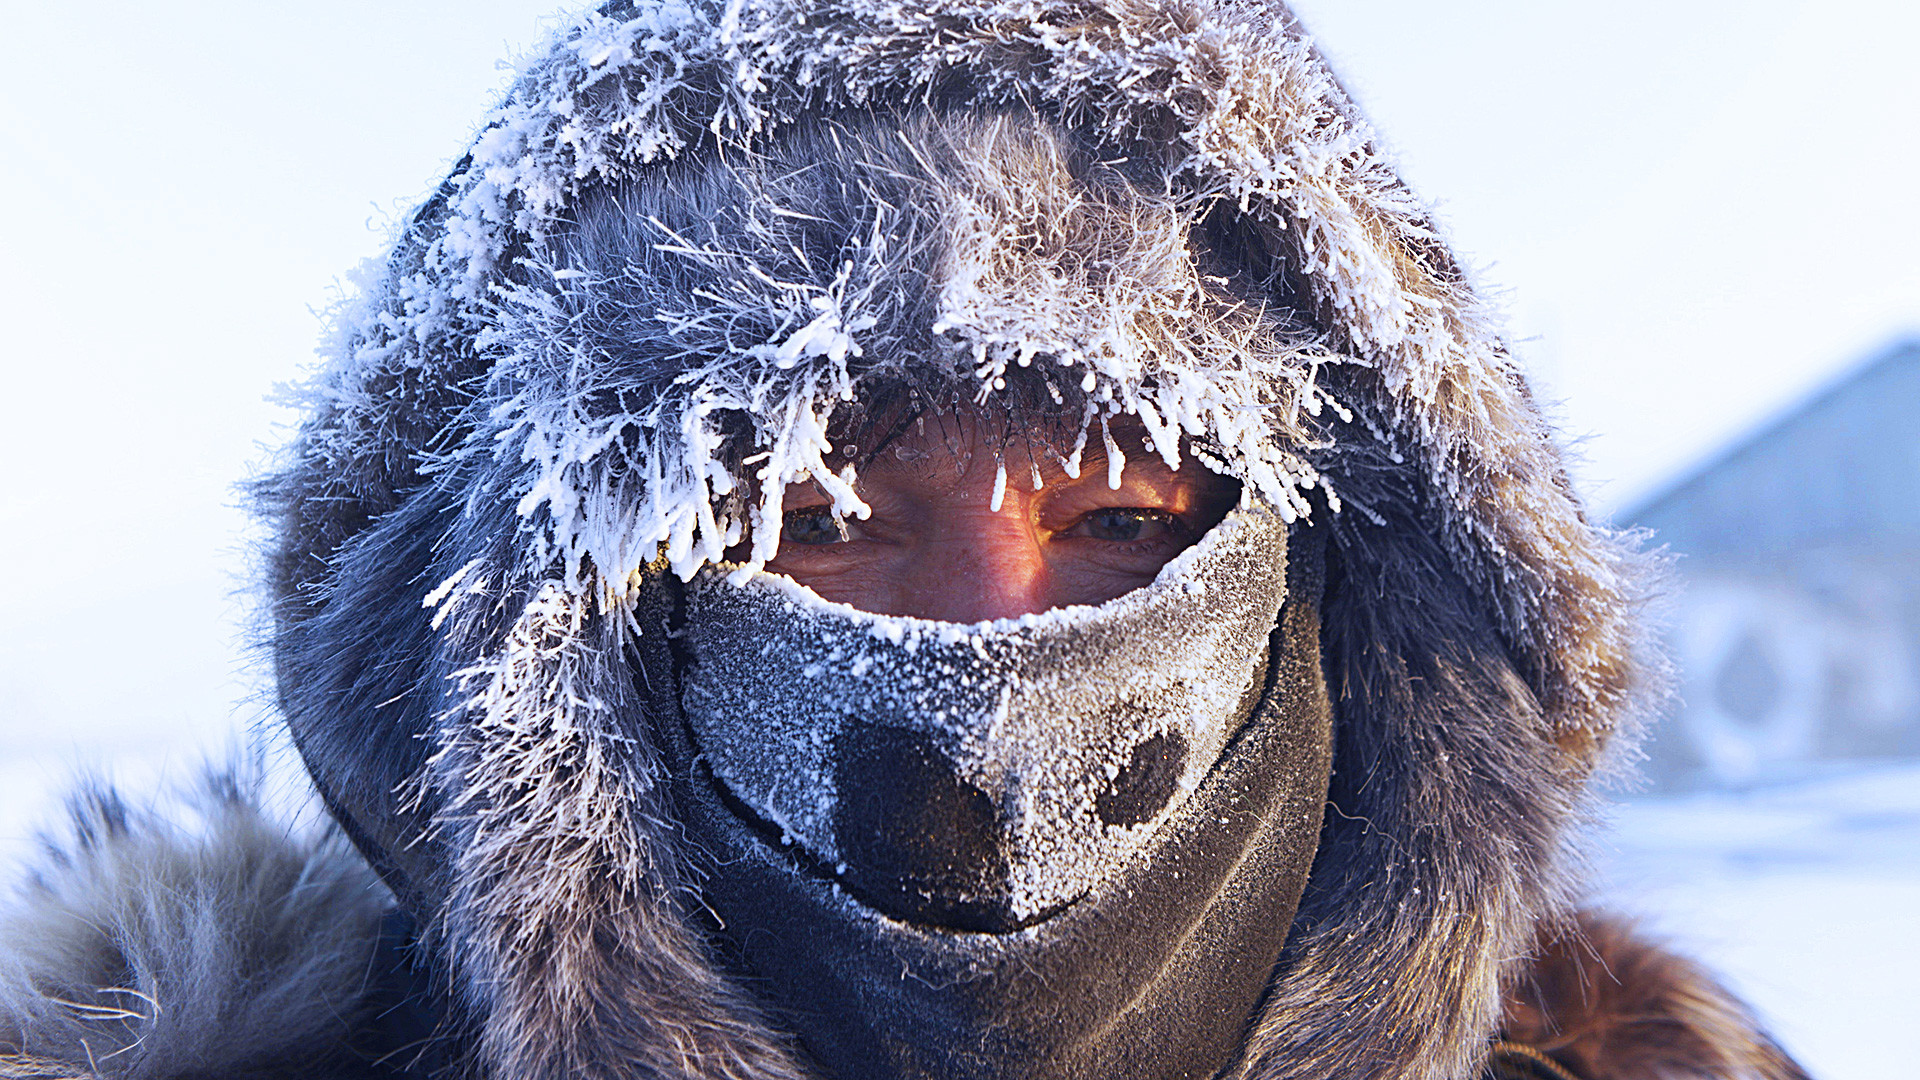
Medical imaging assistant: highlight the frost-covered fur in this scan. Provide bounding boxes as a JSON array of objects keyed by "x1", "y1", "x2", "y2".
[
  {"x1": 512, "y1": 111, "x2": 1343, "y2": 577},
  {"x1": 137, "y1": 0, "x2": 1792, "y2": 1077},
  {"x1": 0, "y1": 779, "x2": 387, "y2": 1079}
]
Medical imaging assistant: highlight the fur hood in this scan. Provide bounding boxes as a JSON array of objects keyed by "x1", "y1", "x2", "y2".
[{"x1": 0, "y1": 0, "x2": 1809, "y2": 1077}]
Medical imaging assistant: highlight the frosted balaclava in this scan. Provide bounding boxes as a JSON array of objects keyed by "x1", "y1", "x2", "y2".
[
  {"x1": 649, "y1": 499, "x2": 1332, "y2": 1078},
  {"x1": 533, "y1": 115, "x2": 1338, "y2": 1076}
]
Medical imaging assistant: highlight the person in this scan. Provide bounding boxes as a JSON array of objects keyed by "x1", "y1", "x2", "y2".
[{"x1": 0, "y1": 2, "x2": 1811, "y2": 1079}]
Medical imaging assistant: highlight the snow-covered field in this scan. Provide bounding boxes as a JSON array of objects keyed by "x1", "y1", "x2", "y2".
[
  {"x1": 1590, "y1": 762, "x2": 1920, "y2": 1080},
  {"x1": 3, "y1": 741, "x2": 1912, "y2": 1079}
]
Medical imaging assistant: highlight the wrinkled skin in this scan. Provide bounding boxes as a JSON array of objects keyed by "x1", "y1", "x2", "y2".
[{"x1": 766, "y1": 417, "x2": 1240, "y2": 620}]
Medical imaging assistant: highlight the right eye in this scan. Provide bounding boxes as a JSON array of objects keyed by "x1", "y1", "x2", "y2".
[
  {"x1": 782, "y1": 507, "x2": 854, "y2": 545},
  {"x1": 1069, "y1": 507, "x2": 1178, "y2": 543}
]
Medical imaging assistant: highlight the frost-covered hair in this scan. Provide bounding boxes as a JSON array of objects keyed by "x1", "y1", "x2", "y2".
[
  {"x1": 255, "y1": 1, "x2": 1666, "y2": 1078},
  {"x1": 502, "y1": 111, "x2": 1337, "y2": 592}
]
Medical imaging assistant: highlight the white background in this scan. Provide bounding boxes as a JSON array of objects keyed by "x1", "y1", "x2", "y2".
[{"x1": 2, "y1": 3, "x2": 1915, "y2": 1077}]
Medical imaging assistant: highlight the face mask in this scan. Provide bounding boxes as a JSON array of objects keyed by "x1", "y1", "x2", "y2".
[{"x1": 652, "y1": 504, "x2": 1334, "y2": 1080}]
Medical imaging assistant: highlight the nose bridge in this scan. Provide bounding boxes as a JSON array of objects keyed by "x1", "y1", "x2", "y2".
[{"x1": 913, "y1": 504, "x2": 1051, "y2": 623}]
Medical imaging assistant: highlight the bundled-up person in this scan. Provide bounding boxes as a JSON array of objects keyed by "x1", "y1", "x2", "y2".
[{"x1": 0, "y1": 1, "x2": 1811, "y2": 1078}]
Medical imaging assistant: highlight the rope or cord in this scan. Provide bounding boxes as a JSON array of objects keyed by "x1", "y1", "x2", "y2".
[{"x1": 1485, "y1": 1040, "x2": 1583, "y2": 1080}]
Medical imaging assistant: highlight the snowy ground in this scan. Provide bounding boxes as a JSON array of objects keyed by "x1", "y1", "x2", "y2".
[
  {"x1": 1588, "y1": 761, "x2": 1920, "y2": 1080},
  {"x1": 2, "y1": 742, "x2": 1913, "y2": 1079}
]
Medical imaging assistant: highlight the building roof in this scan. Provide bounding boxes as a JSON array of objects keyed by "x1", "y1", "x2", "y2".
[{"x1": 1623, "y1": 339, "x2": 1920, "y2": 559}]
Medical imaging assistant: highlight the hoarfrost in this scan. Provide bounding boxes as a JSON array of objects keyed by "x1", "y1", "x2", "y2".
[
  {"x1": 295, "y1": 0, "x2": 1446, "y2": 625},
  {"x1": 678, "y1": 503, "x2": 1292, "y2": 919},
  {"x1": 276, "y1": 0, "x2": 1599, "y2": 774}
]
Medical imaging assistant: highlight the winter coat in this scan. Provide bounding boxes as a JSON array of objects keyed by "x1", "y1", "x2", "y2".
[{"x1": 0, "y1": 0, "x2": 1810, "y2": 1078}]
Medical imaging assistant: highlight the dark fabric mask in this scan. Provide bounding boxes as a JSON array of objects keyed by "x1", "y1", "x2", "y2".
[{"x1": 641, "y1": 506, "x2": 1334, "y2": 1080}]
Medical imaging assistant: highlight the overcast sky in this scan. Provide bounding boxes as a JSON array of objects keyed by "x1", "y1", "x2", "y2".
[{"x1": 1, "y1": 1, "x2": 1915, "y2": 822}]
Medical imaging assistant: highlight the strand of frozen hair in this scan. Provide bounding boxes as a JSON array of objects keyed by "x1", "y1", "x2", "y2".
[
  {"x1": 471, "y1": 112, "x2": 1348, "y2": 609},
  {"x1": 295, "y1": 0, "x2": 1428, "y2": 613}
]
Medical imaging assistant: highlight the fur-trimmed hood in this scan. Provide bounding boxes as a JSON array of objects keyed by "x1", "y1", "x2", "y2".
[{"x1": 0, "y1": 0, "x2": 1808, "y2": 1077}]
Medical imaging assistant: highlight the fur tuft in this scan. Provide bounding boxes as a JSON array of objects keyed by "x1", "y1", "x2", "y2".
[
  {"x1": 0, "y1": 775, "x2": 388, "y2": 1079},
  {"x1": 427, "y1": 578, "x2": 813, "y2": 1079},
  {"x1": 1500, "y1": 912, "x2": 1812, "y2": 1080}
]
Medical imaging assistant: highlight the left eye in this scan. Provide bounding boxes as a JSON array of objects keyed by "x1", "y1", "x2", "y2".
[
  {"x1": 783, "y1": 507, "x2": 852, "y2": 545},
  {"x1": 1072, "y1": 508, "x2": 1176, "y2": 542}
]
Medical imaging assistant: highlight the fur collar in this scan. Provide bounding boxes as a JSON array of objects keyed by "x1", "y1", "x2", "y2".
[{"x1": 0, "y1": 786, "x2": 1806, "y2": 1079}]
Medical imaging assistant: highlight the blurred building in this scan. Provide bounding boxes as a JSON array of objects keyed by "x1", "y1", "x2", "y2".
[{"x1": 1623, "y1": 339, "x2": 1920, "y2": 790}]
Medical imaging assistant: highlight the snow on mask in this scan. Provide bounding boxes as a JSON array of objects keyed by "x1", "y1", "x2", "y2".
[{"x1": 675, "y1": 501, "x2": 1289, "y2": 931}]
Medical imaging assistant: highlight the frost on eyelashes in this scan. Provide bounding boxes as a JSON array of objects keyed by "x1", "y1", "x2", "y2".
[
  {"x1": 296, "y1": 0, "x2": 1489, "y2": 573},
  {"x1": 449, "y1": 116, "x2": 1359, "y2": 614},
  {"x1": 475, "y1": 249, "x2": 1348, "y2": 615}
]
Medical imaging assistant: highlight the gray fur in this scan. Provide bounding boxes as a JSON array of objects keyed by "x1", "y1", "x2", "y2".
[{"x1": 0, "y1": 776, "x2": 386, "y2": 1079}]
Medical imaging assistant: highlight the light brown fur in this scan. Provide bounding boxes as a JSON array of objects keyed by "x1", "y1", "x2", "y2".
[{"x1": 1501, "y1": 912, "x2": 1812, "y2": 1080}]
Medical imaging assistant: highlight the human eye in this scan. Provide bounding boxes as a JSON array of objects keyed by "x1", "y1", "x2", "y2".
[
  {"x1": 782, "y1": 506, "x2": 858, "y2": 546},
  {"x1": 1068, "y1": 508, "x2": 1178, "y2": 543}
]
